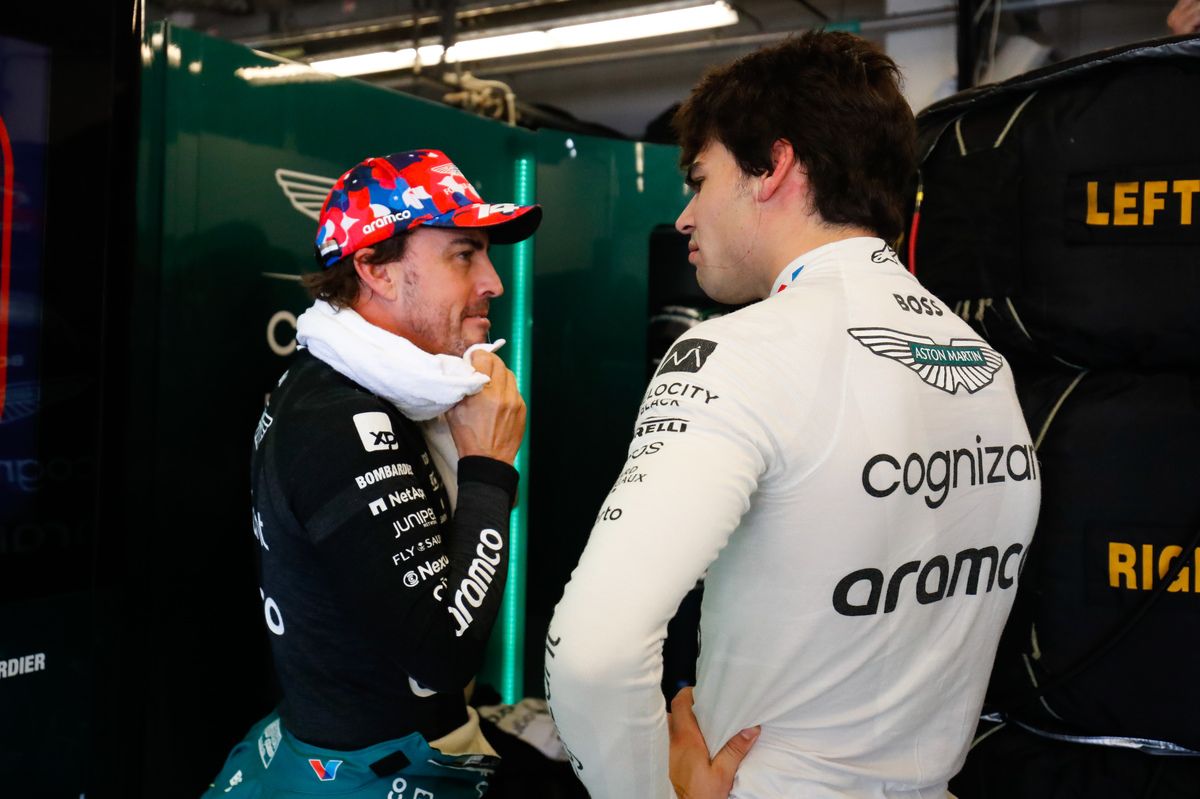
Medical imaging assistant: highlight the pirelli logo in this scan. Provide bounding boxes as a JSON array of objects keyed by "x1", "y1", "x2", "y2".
[
  {"x1": 1109, "y1": 542, "x2": 1200, "y2": 593},
  {"x1": 1067, "y1": 172, "x2": 1200, "y2": 244}
]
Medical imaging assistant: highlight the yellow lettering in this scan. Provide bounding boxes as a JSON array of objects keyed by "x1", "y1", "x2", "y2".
[
  {"x1": 1143, "y1": 181, "x2": 1167, "y2": 225},
  {"x1": 1174, "y1": 180, "x2": 1199, "y2": 225},
  {"x1": 1114, "y1": 182, "x2": 1139, "y2": 226},
  {"x1": 1158, "y1": 546, "x2": 1190, "y2": 592},
  {"x1": 1086, "y1": 181, "x2": 1110, "y2": 225},
  {"x1": 1109, "y1": 542, "x2": 1137, "y2": 589}
]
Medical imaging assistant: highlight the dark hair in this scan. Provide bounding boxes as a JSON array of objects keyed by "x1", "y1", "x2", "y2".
[
  {"x1": 301, "y1": 232, "x2": 411, "y2": 309},
  {"x1": 673, "y1": 31, "x2": 916, "y2": 243}
]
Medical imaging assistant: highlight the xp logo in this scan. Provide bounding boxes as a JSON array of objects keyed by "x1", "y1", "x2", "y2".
[
  {"x1": 308, "y1": 759, "x2": 342, "y2": 782},
  {"x1": 353, "y1": 412, "x2": 399, "y2": 452},
  {"x1": 847, "y1": 328, "x2": 1004, "y2": 395},
  {"x1": 656, "y1": 338, "x2": 718, "y2": 376}
]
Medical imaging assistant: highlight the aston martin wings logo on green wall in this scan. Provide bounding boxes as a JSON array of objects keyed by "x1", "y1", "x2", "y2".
[
  {"x1": 275, "y1": 169, "x2": 336, "y2": 221},
  {"x1": 847, "y1": 327, "x2": 1005, "y2": 395}
]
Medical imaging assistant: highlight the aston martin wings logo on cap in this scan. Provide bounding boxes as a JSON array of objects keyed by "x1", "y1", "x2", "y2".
[
  {"x1": 275, "y1": 168, "x2": 337, "y2": 221},
  {"x1": 847, "y1": 327, "x2": 1004, "y2": 395}
]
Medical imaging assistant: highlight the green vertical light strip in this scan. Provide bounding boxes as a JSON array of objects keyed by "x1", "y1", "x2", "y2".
[{"x1": 501, "y1": 155, "x2": 534, "y2": 704}]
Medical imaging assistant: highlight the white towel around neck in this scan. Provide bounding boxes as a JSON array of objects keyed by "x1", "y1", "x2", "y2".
[{"x1": 295, "y1": 299, "x2": 504, "y2": 510}]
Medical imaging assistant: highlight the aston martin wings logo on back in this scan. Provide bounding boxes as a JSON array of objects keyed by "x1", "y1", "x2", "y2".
[
  {"x1": 275, "y1": 168, "x2": 336, "y2": 221},
  {"x1": 847, "y1": 327, "x2": 1004, "y2": 395}
]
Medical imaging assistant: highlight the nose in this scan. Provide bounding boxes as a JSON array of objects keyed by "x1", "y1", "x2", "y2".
[
  {"x1": 675, "y1": 194, "x2": 696, "y2": 236},
  {"x1": 476, "y1": 250, "x2": 503, "y2": 298}
]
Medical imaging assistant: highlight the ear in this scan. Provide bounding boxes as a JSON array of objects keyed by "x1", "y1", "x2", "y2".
[
  {"x1": 756, "y1": 139, "x2": 798, "y2": 203},
  {"x1": 352, "y1": 248, "x2": 397, "y2": 301}
]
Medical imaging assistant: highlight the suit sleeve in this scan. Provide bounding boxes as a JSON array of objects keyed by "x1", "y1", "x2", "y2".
[
  {"x1": 545, "y1": 336, "x2": 775, "y2": 799},
  {"x1": 285, "y1": 404, "x2": 518, "y2": 693}
]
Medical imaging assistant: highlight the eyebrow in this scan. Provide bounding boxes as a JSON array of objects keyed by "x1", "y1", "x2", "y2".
[{"x1": 448, "y1": 235, "x2": 488, "y2": 251}]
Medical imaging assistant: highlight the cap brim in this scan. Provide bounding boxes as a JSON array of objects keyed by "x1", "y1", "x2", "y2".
[{"x1": 423, "y1": 204, "x2": 542, "y2": 245}]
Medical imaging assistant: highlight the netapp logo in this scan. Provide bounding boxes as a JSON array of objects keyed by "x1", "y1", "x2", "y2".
[
  {"x1": 354, "y1": 462, "x2": 415, "y2": 489},
  {"x1": 353, "y1": 412, "x2": 399, "y2": 452},
  {"x1": 861, "y1": 437, "x2": 1038, "y2": 509},
  {"x1": 370, "y1": 486, "x2": 428, "y2": 517},
  {"x1": 833, "y1": 543, "x2": 1025, "y2": 616},
  {"x1": 0, "y1": 652, "x2": 46, "y2": 680},
  {"x1": 635, "y1": 417, "x2": 688, "y2": 437},
  {"x1": 656, "y1": 338, "x2": 718, "y2": 375},
  {"x1": 450, "y1": 528, "x2": 505, "y2": 637}
]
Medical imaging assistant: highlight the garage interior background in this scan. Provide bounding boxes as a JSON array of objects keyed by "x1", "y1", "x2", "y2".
[
  {"x1": 153, "y1": 0, "x2": 1178, "y2": 132},
  {"x1": 0, "y1": 1, "x2": 1194, "y2": 797}
]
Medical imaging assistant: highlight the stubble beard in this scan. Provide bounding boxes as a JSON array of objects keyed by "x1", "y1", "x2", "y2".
[{"x1": 401, "y1": 262, "x2": 467, "y2": 356}]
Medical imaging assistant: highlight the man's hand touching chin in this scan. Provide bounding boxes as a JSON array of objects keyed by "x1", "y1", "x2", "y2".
[{"x1": 668, "y1": 687, "x2": 760, "y2": 799}]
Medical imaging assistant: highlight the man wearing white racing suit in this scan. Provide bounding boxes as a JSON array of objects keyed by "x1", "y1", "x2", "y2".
[{"x1": 545, "y1": 32, "x2": 1040, "y2": 799}]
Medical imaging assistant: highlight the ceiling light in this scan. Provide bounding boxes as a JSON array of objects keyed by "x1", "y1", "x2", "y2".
[
  {"x1": 549, "y1": 2, "x2": 738, "y2": 48},
  {"x1": 309, "y1": 1, "x2": 738, "y2": 77},
  {"x1": 312, "y1": 44, "x2": 444, "y2": 76},
  {"x1": 445, "y1": 31, "x2": 555, "y2": 63},
  {"x1": 311, "y1": 50, "x2": 412, "y2": 77}
]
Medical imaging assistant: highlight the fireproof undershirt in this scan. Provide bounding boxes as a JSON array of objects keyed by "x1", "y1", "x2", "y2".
[
  {"x1": 545, "y1": 237, "x2": 1041, "y2": 799},
  {"x1": 251, "y1": 350, "x2": 518, "y2": 750}
]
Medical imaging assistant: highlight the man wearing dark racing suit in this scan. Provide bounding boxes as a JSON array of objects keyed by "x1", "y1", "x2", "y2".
[{"x1": 203, "y1": 149, "x2": 540, "y2": 798}]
